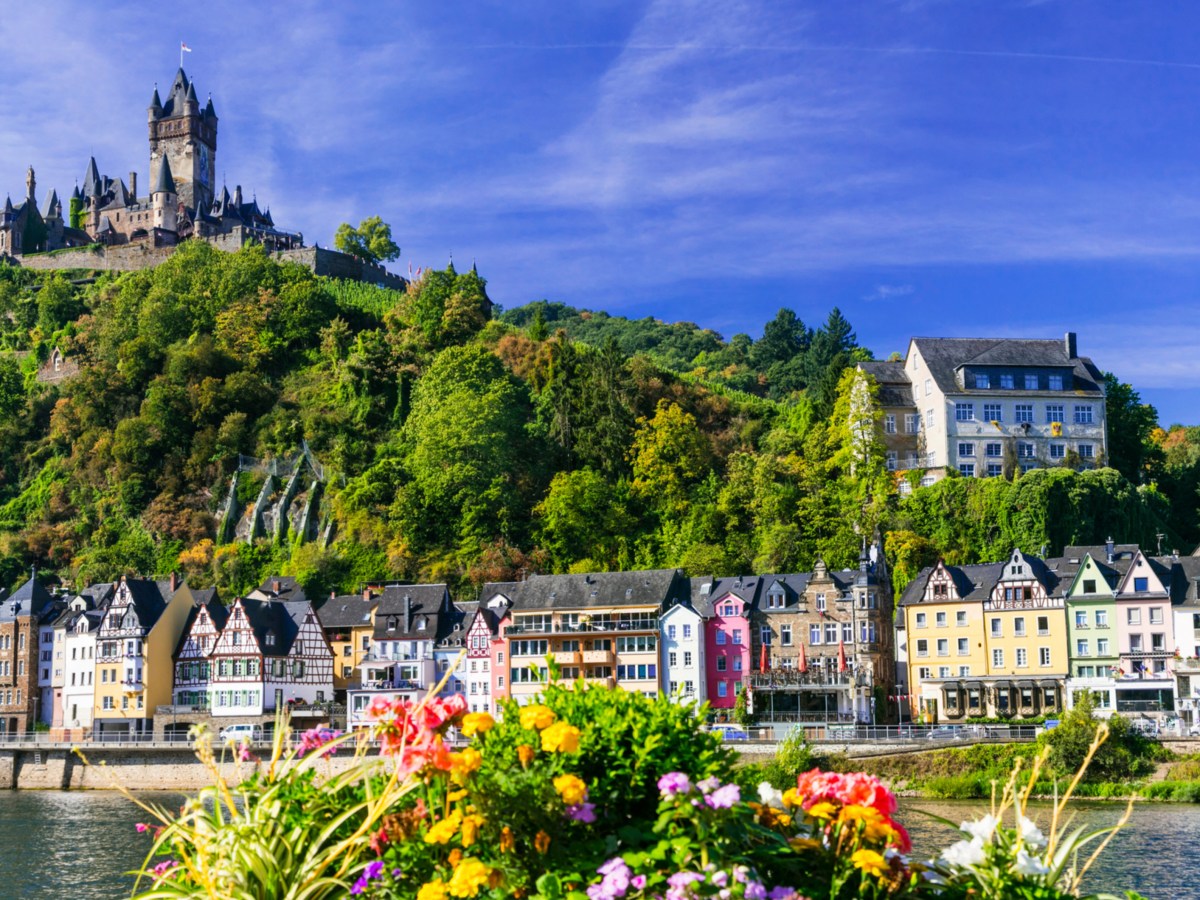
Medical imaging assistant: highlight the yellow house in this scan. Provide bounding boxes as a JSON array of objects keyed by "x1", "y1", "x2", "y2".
[
  {"x1": 981, "y1": 550, "x2": 1069, "y2": 718},
  {"x1": 92, "y1": 576, "x2": 195, "y2": 737},
  {"x1": 316, "y1": 589, "x2": 379, "y2": 696},
  {"x1": 901, "y1": 560, "x2": 990, "y2": 722}
]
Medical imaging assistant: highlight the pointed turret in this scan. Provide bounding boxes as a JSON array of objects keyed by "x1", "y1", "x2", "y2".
[
  {"x1": 203, "y1": 94, "x2": 217, "y2": 119},
  {"x1": 83, "y1": 157, "x2": 101, "y2": 198},
  {"x1": 185, "y1": 80, "x2": 199, "y2": 109},
  {"x1": 70, "y1": 184, "x2": 81, "y2": 201},
  {"x1": 154, "y1": 156, "x2": 176, "y2": 196},
  {"x1": 149, "y1": 86, "x2": 163, "y2": 119},
  {"x1": 43, "y1": 189, "x2": 60, "y2": 219},
  {"x1": 3, "y1": 195, "x2": 13, "y2": 215}
]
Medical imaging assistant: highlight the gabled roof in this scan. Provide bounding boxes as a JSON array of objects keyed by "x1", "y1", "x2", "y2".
[
  {"x1": 251, "y1": 576, "x2": 307, "y2": 604},
  {"x1": 109, "y1": 576, "x2": 176, "y2": 631},
  {"x1": 373, "y1": 584, "x2": 452, "y2": 641},
  {"x1": 481, "y1": 569, "x2": 687, "y2": 613},
  {"x1": 899, "y1": 562, "x2": 1006, "y2": 607},
  {"x1": 173, "y1": 591, "x2": 227, "y2": 657},
  {"x1": 237, "y1": 597, "x2": 304, "y2": 657},
  {"x1": 703, "y1": 575, "x2": 766, "y2": 615},
  {"x1": 909, "y1": 337, "x2": 1105, "y2": 396},
  {"x1": 436, "y1": 600, "x2": 475, "y2": 650}
]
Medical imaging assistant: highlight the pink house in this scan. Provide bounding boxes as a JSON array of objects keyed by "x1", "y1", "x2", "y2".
[{"x1": 704, "y1": 577, "x2": 760, "y2": 709}]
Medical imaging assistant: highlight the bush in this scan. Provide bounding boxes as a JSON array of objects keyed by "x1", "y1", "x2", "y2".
[
  {"x1": 1038, "y1": 693, "x2": 1160, "y2": 781},
  {"x1": 748, "y1": 728, "x2": 814, "y2": 790}
]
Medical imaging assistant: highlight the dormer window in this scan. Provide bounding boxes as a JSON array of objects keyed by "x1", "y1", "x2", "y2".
[
  {"x1": 265, "y1": 631, "x2": 276, "y2": 647},
  {"x1": 815, "y1": 594, "x2": 826, "y2": 612},
  {"x1": 387, "y1": 617, "x2": 398, "y2": 631},
  {"x1": 417, "y1": 617, "x2": 427, "y2": 631}
]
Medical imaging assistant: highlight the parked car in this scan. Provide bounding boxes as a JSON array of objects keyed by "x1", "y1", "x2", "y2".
[
  {"x1": 219, "y1": 723, "x2": 263, "y2": 743},
  {"x1": 708, "y1": 724, "x2": 749, "y2": 741},
  {"x1": 927, "y1": 726, "x2": 960, "y2": 740}
]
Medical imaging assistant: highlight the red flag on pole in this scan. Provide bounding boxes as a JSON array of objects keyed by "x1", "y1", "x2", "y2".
[
  {"x1": 760, "y1": 643, "x2": 768, "y2": 673},
  {"x1": 798, "y1": 643, "x2": 808, "y2": 674},
  {"x1": 837, "y1": 640, "x2": 847, "y2": 673}
]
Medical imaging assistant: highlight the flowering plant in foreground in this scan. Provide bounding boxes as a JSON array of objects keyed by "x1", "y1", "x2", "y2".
[{"x1": 111, "y1": 660, "x2": 1137, "y2": 900}]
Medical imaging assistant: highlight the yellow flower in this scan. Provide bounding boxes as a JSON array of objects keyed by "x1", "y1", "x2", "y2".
[
  {"x1": 839, "y1": 804, "x2": 894, "y2": 843},
  {"x1": 417, "y1": 881, "x2": 447, "y2": 900},
  {"x1": 461, "y1": 813, "x2": 485, "y2": 848},
  {"x1": 534, "y1": 830, "x2": 551, "y2": 854},
  {"x1": 447, "y1": 857, "x2": 492, "y2": 898},
  {"x1": 807, "y1": 801, "x2": 838, "y2": 820},
  {"x1": 553, "y1": 774, "x2": 588, "y2": 805},
  {"x1": 451, "y1": 747, "x2": 483, "y2": 783},
  {"x1": 424, "y1": 810, "x2": 463, "y2": 845},
  {"x1": 499, "y1": 826, "x2": 515, "y2": 853},
  {"x1": 789, "y1": 836, "x2": 821, "y2": 851},
  {"x1": 541, "y1": 721, "x2": 581, "y2": 753},
  {"x1": 461, "y1": 712, "x2": 495, "y2": 736},
  {"x1": 851, "y1": 848, "x2": 889, "y2": 879},
  {"x1": 781, "y1": 788, "x2": 802, "y2": 809},
  {"x1": 519, "y1": 705, "x2": 557, "y2": 731},
  {"x1": 447, "y1": 789, "x2": 468, "y2": 802},
  {"x1": 517, "y1": 744, "x2": 536, "y2": 768}
]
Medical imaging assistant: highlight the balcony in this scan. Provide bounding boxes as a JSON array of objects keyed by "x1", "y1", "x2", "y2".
[
  {"x1": 552, "y1": 650, "x2": 582, "y2": 665},
  {"x1": 746, "y1": 672, "x2": 859, "y2": 690},
  {"x1": 582, "y1": 649, "x2": 614, "y2": 664},
  {"x1": 585, "y1": 676, "x2": 615, "y2": 689}
]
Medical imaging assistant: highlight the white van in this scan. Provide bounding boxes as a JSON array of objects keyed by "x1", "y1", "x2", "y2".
[{"x1": 219, "y1": 723, "x2": 263, "y2": 743}]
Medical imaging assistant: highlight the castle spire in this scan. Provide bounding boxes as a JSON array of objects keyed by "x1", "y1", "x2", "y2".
[
  {"x1": 153, "y1": 156, "x2": 176, "y2": 195},
  {"x1": 83, "y1": 157, "x2": 101, "y2": 198}
]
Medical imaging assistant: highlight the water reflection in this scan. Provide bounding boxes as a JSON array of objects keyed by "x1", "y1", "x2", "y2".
[
  {"x1": 901, "y1": 798, "x2": 1200, "y2": 900},
  {"x1": 0, "y1": 791, "x2": 182, "y2": 899}
]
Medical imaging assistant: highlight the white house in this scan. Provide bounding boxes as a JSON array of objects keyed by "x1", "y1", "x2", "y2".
[
  {"x1": 58, "y1": 583, "x2": 112, "y2": 732},
  {"x1": 661, "y1": 596, "x2": 706, "y2": 708}
]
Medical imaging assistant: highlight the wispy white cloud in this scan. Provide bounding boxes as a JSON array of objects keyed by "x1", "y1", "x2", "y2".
[{"x1": 863, "y1": 284, "x2": 915, "y2": 302}]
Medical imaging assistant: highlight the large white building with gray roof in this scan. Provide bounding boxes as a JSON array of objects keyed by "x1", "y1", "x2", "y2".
[{"x1": 860, "y1": 332, "x2": 1107, "y2": 487}]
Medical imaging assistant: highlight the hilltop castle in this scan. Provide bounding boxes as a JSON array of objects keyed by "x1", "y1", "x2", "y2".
[{"x1": 1, "y1": 68, "x2": 301, "y2": 258}]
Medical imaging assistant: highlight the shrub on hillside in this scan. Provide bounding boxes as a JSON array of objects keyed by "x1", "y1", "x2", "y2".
[{"x1": 1038, "y1": 694, "x2": 1161, "y2": 782}]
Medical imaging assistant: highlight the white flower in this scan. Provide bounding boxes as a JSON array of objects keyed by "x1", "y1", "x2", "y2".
[
  {"x1": 1014, "y1": 848, "x2": 1051, "y2": 877},
  {"x1": 940, "y1": 837, "x2": 988, "y2": 869},
  {"x1": 757, "y1": 782, "x2": 785, "y2": 809},
  {"x1": 959, "y1": 814, "x2": 1000, "y2": 843},
  {"x1": 1017, "y1": 815, "x2": 1047, "y2": 849}
]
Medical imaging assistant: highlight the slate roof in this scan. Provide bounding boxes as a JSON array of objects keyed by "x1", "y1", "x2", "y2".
[
  {"x1": 172, "y1": 590, "x2": 226, "y2": 657},
  {"x1": 899, "y1": 562, "x2": 1007, "y2": 607},
  {"x1": 372, "y1": 584, "x2": 452, "y2": 641},
  {"x1": 237, "y1": 597, "x2": 304, "y2": 657},
  {"x1": 858, "y1": 360, "x2": 915, "y2": 408},
  {"x1": 436, "y1": 601, "x2": 475, "y2": 650},
  {"x1": 703, "y1": 574, "x2": 766, "y2": 615},
  {"x1": 481, "y1": 569, "x2": 687, "y2": 613},
  {"x1": 153, "y1": 157, "x2": 175, "y2": 195},
  {"x1": 757, "y1": 573, "x2": 814, "y2": 612},
  {"x1": 316, "y1": 592, "x2": 378, "y2": 630},
  {"x1": 252, "y1": 576, "x2": 307, "y2": 604},
  {"x1": 910, "y1": 337, "x2": 1105, "y2": 396},
  {"x1": 0, "y1": 574, "x2": 55, "y2": 622}
]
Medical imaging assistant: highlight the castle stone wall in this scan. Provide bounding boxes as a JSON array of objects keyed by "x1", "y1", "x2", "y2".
[
  {"x1": 277, "y1": 247, "x2": 407, "y2": 290},
  {"x1": 17, "y1": 242, "x2": 175, "y2": 273}
]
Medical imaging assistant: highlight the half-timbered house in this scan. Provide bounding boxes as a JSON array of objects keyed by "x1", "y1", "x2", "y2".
[{"x1": 171, "y1": 589, "x2": 227, "y2": 711}]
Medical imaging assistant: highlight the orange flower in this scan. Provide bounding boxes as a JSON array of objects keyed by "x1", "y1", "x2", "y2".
[
  {"x1": 517, "y1": 744, "x2": 536, "y2": 768},
  {"x1": 534, "y1": 830, "x2": 551, "y2": 854},
  {"x1": 499, "y1": 826, "x2": 515, "y2": 853},
  {"x1": 448, "y1": 848, "x2": 463, "y2": 867}
]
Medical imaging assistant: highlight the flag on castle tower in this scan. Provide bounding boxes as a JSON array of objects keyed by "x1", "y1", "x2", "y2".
[{"x1": 181, "y1": 42, "x2": 192, "y2": 53}]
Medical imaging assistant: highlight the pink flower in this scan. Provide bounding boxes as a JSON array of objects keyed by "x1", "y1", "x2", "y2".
[
  {"x1": 657, "y1": 772, "x2": 692, "y2": 797},
  {"x1": 150, "y1": 860, "x2": 177, "y2": 880},
  {"x1": 705, "y1": 784, "x2": 740, "y2": 809},
  {"x1": 297, "y1": 727, "x2": 341, "y2": 759},
  {"x1": 135, "y1": 822, "x2": 150, "y2": 833},
  {"x1": 794, "y1": 769, "x2": 896, "y2": 816}
]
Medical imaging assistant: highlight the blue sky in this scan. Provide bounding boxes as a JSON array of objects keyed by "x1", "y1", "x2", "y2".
[{"x1": 2, "y1": 1, "x2": 1198, "y2": 423}]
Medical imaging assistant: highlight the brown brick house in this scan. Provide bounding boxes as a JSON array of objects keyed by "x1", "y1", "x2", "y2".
[{"x1": 0, "y1": 572, "x2": 61, "y2": 735}]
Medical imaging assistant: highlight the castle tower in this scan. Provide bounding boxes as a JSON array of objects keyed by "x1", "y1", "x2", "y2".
[
  {"x1": 152, "y1": 156, "x2": 178, "y2": 234},
  {"x1": 25, "y1": 166, "x2": 36, "y2": 204},
  {"x1": 148, "y1": 68, "x2": 216, "y2": 211}
]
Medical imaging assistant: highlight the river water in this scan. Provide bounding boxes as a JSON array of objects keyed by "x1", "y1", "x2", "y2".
[{"x1": 0, "y1": 792, "x2": 1196, "y2": 898}]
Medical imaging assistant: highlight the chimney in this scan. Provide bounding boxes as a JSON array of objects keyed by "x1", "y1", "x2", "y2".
[
  {"x1": 330, "y1": 590, "x2": 336, "y2": 601},
  {"x1": 129, "y1": 172, "x2": 137, "y2": 201},
  {"x1": 1064, "y1": 332, "x2": 1077, "y2": 359},
  {"x1": 170, "y1": 572, "x2": 177, "y2": 593},
  {"x1": 272, "y1": 579, "x2": 281, "y2": 594},
  {"x1": 362, "y1": 587, "x2": 371, "y2": 601},
  {"x1": 404, "y1": 596, "x2": 412, "y2": 632},
  {"x1": 1105, "y1": 537, "x2": 1115, "y2": 564}
]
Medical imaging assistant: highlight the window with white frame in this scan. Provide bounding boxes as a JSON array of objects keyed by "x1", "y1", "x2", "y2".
[
  {"x1": 885, "y1": 414, "x2": 896, "y2": 434},
  {"x1": 992, "y1": 648, "x2": 1004, "y2": 668},
  {"x1": 936, "y1": 611, "x2": 947, "y2": 627},
  {"x1": 886, "y1": 451, "x2": 897, "y2": 471},
  {"x1": 1074, "y1": 405, "x2": 1093, "y2": 424},
  {"x1": 810, "y1": 625, "x2": 822, "y2": 644},
  {"x1": 1039, "y1": 647, "x2": 1052, "y2": 667},
  {"x1": 780, "y1": 624, "x2": 792, "y2": 646},
  {"x1": 916, "y1": 639, "x2": 928, "y2": 657},
  {"x1": 955, "y1": 403, "x2": 975, "y2": 422},
  {"x1": 1016, "y1": 648, "x2": 1028, "y2": 667},
  {"x1": 926, "y1": 409, "x2": 934, "y2": 428},
  {"x1": 1000, "y1": 374, "x2": 1014, "y2": 389},
  {"x1": 1046, "y1": 403, "x2": 1064, "y2": 423},
  {"x1": 976, "y1": 373, "x2": 990, "y2": 389},
  {"x1": 1078, "y1": 444, "x2": 1094, "y2": 459},
  {"x1": 986, "y1": 463, "x2": 1003, "y2": 477},
  {"x1": 1024, "y1": 374, "x2": 1039, "y2": 390},
  {"x1": 1017, "y1": 442, "x2": 1036, "y2": 458},
  {"x1": 1015, "y1": 404, "x2": 1033, "y2": 423},
  {"x1": 1077, "y1": 639, "x2": 1089, "y2": 656},
  {"x1": 984, "y1": 403, "x2": 1003, "y2": 421},
  {"x1": 915, "y1": 612, "x2": 926, "y2": 627},
  {"x1": 985, "y1": 442, "x2": 1002, "y2": 457},
  {"x1": 1049, "y1": 443, "x2": 1065, "y2": 459},
  {"x1": 1048, "y1": 375, "x2": 1063, "y2": 391},
  {"x1": 905, "y1": 414, "x2": 921, "y2": 433},
  {"x1": 958, "y1": 463, "x2": 975, "y2": 477},
  {"x1": 956, "y1": 611, "x2": 967, "y2": 626},
  {"x1": 957, "y1": 638, "x2": 969, "y2": 656},
  {"x1": 958, "y1": 442, "x2": 975, "y2": 457},
  {"x1": 937, "y1": 639, "x2": 949, "y2": 656},
  {"x1": 925, "y1": 378, "x2": 932, "y2": 396}
]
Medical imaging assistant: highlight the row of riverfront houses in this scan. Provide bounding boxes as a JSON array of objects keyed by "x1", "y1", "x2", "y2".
[{"x1": 1, "y1": 537, "x2": 1199, "y2": 739}]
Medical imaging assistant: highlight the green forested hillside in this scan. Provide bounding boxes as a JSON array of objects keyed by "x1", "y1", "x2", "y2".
[{"x1": 0, "y1": 242, "x2": 1196, "y2": 599}]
